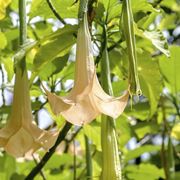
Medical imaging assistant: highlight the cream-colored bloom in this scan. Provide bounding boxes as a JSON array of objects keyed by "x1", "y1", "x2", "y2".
[
  {"x1": 0, "y1": 67, "x2": 58, "y2": 158},
  {"x1": 44, "y1": 13, "x2": 129, "y2": 126}
]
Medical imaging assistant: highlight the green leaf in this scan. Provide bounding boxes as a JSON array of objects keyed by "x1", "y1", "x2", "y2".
[
  {"x1": 143, "y1": 30, "x2": 170, "y2": 57},
  {"x1": 171, "y1": 123, "x2": 180, "y2": 140},
  {"x1": 1, "y1": 56, "x2": 14, "y2": 81},
  {"x1": 109, "y1": 49, "x2": 124, "y2": 78},
  {"x1": 39, "y1": 54, "x2": 68, "y2": 80},
  {"x1": 97, "y1": 0, "x2": 122, "y2": 22},
  {"x1": 125, "y1": 102, "x2": 150, "y2": 121},
  {"x1": 160, "y1": 0, "x2": 180, "y2": 12},
  {"x1": 83, "y1": 123, "x2": 101, "y2": 151},
  {"x1": 134, "y1": 25, "x2": 170, "y2": 57},
  {"x1": 159, "y1": 14, "x2": 177, "y2": 30},
  {"x1": 116, "y1": 115, "x2": 135, "y2": 148},
  {"x1": 132, "y1": 0, "x2": 159, "y2": 13},
  {"x1": 10, "y1": 173, "x2": 25, "y2": 180},
  {"x1": 0, "y1": 154, "x2": 16, "y2": 180},
  {"x1": 125, "y1": 163, "x2": 165, "y2": 180},
  {"x1": 138, "y1": 52, "x2": 162, "y2": 117},
  {"x1": 0, "y1": 32, "x2": 7, "y2": 49},
  {"x1": 33, "y1": 25, "x2": 77, "y2": 72},
  {"x1": 124, "y1": 145, "x2": 161, "y2": 163},
  {"x1": 134, "y1": 122, "x2": 159, "y2": 139},
  {"x1": 0, "y1": 0, "x2": 11, "y2": 20},
  {"x1": 159, "y1": 45, "x2": 180, "y2": 93},
  {"x1": 30, "y1": 0, "x2": 79, "y2": 19},
  {"x1": 44, "y1": 154, "x2": 73, "y2": 170}
]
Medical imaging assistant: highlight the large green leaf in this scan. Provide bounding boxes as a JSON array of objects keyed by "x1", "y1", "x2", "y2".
[
  {"x1": 0, "y1": 32, "x2": 7, "y2": 49},
  {"x1": 124, "y1": 145, "x2": 160, "y2": 163},
  {"x1": 30, "y1": 0, "x2": 79, "y2": 19},
  {"x1": 125, "y1": 102, "x2": 150, "y2": 121},
  {"x1": 0, "y1": 154, "x2": 16, "y2": 180},
  {"x1": 116, "y1": 115, "x2": 135, "y2": 148},
  {"x1": 159, "y1": 45, "x2": 180, "y2": 93},
  {"x1": 134, "y1": 24, "x2": 170, "y2": 57},
  {"x1": 1, "y1": 56, "x2": 14, "y2": 81},
  {"x1": 134, "y1": 121, "x2": 159, "y2": 139},
  {"x1": 131, "y1": 0, "x2": 159, "y2": 13},
  {"x1": 160, "y1": 0, "x2": 180, "y2": 12},
  {"x1": 138, "y1": 52, "x2": 162, "y2": 117},
  {"x1": 0, "y1": 0, "x2": 11, "y2": 20},
  {"x1": 39, "y1": 54, "x2": 68, "y2": 80},
  {"x1": 171, "y1": 123, "x2": 180, "y2": 140},
  {"x1": 33, "y1": 25, "x2": 77, "y2": 72},
  {"x1": 83, "y1": 123, "x2": 101, "y2": 151},
  {"x1": 125, "y1": 163, "x2": 165, "y2": 180}
]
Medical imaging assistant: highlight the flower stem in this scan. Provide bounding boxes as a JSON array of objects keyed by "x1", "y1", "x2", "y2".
[
  {"x1": 84, "y1": 135, "x2": 93, "y2": 179},
  {"x1": 19, "y1": 0, "x2": 27, "y2": 46},
  {"x1": 100, "y1": 25, "x2": 122, "y2": 180},
  {"x1": 78, "y1": 0, "x2": 89, "y2": 20},
  {"x1": 18, "y1": 0, "x2": 26, "y2": 71}
]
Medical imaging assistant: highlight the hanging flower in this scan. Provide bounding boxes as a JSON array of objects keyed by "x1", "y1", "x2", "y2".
[
  {"x1": 0, "y1": 67, "x2": 58, "y2": 157},
  {"x1": 44, "y1": 13, "x2": 129, "y2": 126}
]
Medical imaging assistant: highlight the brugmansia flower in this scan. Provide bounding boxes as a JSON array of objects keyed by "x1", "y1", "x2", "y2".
[
  {"x1": 0, "y1": 67, "x2": 58, "y2": 158},
  {"x1": 44, "y1": 13, "x2": 129, "y2": 126}
]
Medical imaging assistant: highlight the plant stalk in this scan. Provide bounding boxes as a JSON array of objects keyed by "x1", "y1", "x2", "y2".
[
  {"x1": 122, "y1": 0, "x2": 141, "y2": 96},
  {"x1": 19, "y1": 0, "x2": 27, "y2": 46},
  {"x1": 18, "y1": 0, "x2": 26, "y2": 71},
  {"x1": 100, "y1": 25, "x2": 122, "y2": 180},
  {"x1": 85, "y1": 135, "x2": 93, "y2": 179}
]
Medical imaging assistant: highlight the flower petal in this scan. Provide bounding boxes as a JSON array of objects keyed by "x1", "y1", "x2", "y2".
[
  {"x1": 46, "y1": 91, "x2": 73, "y2": 115},
  {"x1": 29, "y1": 124, "x2": 58, "y2": 150},
  {"x1": 61, "y1": 95, "x2": 100, "y2": 126},
  {"x1": 4, "y1": 127, "x2": 34, "y2": 157},
  {"x1": 93, "y1": 75, "x2": 129, "y2": 118}
]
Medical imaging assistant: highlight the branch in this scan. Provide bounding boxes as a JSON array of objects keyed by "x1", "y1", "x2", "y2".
[
  {"x1": 25, "y1": 122, "x2": 72, "y2": 179},
  {"x1": 32, "y1": 154, "x2": 46, "y2": 180},
  {"x1": 46, "y1": 0, "x2": 66, "y2": 25},
  {"x1": 64, "y1": 126, "x2": 82, "y2": 152}
]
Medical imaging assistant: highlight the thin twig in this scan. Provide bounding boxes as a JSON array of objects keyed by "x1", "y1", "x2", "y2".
[
  {"x1": 46, "y1": 0, "x2": 66, "y2": 25},
  {"x1": 73, "y1": 140, "x2": 76, "y2": 180},
  {"x1": 25, "y1": 122, "x2": 72, "y2": 180},
  {"x1": 64, "y1": 127, "x2": 82, "y2": 153},
  {"x1": 32, "y1": 154, "x2": 46, "y2": 180},
  {"x1": 0, "y1": 66, "x2": 6, "y2": 105}
]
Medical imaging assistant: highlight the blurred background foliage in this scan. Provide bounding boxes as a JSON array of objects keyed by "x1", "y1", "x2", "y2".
[{"x1": 0, "y1": 0, "x2": 180, "y2": 179}]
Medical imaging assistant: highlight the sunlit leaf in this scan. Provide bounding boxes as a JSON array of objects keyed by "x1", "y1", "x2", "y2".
[
  {"x1": 171, "y1": 123, "x2": 180, "y2": 140},
  {"x1": 0, "y1": 32, "x2": 7, "y2": 49},
  {"x1": 159, "y1": 46, "x2": 180, "y2": 93},
  {"x1": 124, "y1": 145, "x2": 160, "y2": 162},
  {"x1": 125, "y1": 163, "x2": 165, "y2": 180},
  {"x1": 0, "y1": 0, "x2": 11, "y2": 20}
]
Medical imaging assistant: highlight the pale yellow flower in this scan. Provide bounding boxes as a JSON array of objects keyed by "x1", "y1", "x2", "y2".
[
  {"x1": 44, "y1": 13, "x2": 129, "y2": 126},
  {"x1": 0, "y1": 67, "x2": 58, "y2": 157}
]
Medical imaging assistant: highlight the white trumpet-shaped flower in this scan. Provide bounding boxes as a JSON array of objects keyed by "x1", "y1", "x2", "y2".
[
  {"x1": 0, "y1": 67, "x2": 58, "y2": 157},
  {"x1": 44, "y1": 13, "x2": 129, "y2": 126}
]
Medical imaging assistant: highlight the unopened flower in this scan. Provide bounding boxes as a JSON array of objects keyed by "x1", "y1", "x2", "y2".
[
  {"x1": 0, "y1": 67, "x2": 58, "y2": 157},
  {"x1": 44, "y1": 13, "x2": 129, "y2": 126}
]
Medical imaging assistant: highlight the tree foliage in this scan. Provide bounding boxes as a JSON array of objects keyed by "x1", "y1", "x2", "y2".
[{"x1": 0, "y1": 0, "x2": 180, "y2": 179}]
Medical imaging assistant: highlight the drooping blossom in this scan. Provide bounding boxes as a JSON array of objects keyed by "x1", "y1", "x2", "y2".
[
  {"x1": 0, "y1": 66, "x2": 58, "y2": 157},
  {"x1": 44, "y1": 13, "x2": 129, "y2": 126}
]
